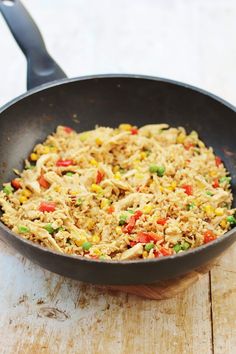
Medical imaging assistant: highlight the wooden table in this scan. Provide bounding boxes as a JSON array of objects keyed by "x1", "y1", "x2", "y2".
[{"x1": 0, "y1": 1, "x2": 236, "y2": 353}]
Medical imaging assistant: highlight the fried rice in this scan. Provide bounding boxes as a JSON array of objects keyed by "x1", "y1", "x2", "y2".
[{"x1": 0, "y1": 123, "x2": 235, "y2": 260}]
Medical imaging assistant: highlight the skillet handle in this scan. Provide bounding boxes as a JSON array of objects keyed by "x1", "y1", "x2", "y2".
[{"x1": 0, "y1": 0, "x2": 67, "y2": 90}]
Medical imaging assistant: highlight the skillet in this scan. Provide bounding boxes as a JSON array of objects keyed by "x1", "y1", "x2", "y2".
[{"x1": 0, "y1": 0, "x2": 235, "y2": 285}]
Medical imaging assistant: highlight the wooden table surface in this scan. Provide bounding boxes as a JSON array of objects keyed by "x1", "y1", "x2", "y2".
[{"x1": 0, "y1": 1, "x2": 236, "y2": 353}]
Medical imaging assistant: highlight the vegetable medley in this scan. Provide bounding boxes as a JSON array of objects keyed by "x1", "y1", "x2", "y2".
[{"x1": 0, "y1": 123, "x2": 235, "y2": 260}]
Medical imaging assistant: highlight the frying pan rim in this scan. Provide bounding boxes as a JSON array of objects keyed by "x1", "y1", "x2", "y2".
[
  {"x1": 0, "y1": 73, "x2": 236, "y2": 114},
  {"x1": 0, "y1": 73, "x2": 236, "y2": 266}
]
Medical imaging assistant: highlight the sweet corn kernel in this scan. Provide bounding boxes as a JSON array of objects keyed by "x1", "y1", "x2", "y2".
[
  {"x1": 79, "y1": 132, "x2": 90, "y2": 142},
  {"x1": 19, "y1": 196, "x2": 27, "y2": 203},
  {"x1": 91, "y1": 184, "x2": 103, "y2": 193},
  {"x1": 87, "y1": 220, "x2": 95, "y2": 229},
  {"x1": 90, "y1": 159, "x2": 98, "y2": 166},
  {"x1": 119, "y1": 123, "x2": 132, "y2": 131},
  {"x1": 140, "y1": 151, "x2": 147, "y2": 160},
  {"x1": 22, "y1": 189, "x2": 32, "y2": 197},
  {"x1": 215, "y1": 208, "x2": 224, "y2": 216},
  {"x1": 54, "y1": 185, "x2": 61, "y2": 192},
  {"x1": 50, "y1": 146, "x2": 58, "y2": 153},
  {"x1": 70, "y1": 190, "x2": 78, "y2": 195},
  {"x1": 143, "y1": 205, "x2": 153, "y2": 214},
  {"x1": 30, "y1": 153, "x2": 38, "y2": 161},
  {"x1": 204, "y1": 205, "x2": 214, "y2": 216},
  {"x1": 196, "y1": 180, "x2": 205, "y2": 189},
  {"x1": 210, "y1": 170, "x2": 217, "y2": 177},
  {"x1": 95, "y1": 138, "x2": 102, "y2": 146},
  {"x1": 115, "y1": 226, "x2": 122, "y2": 235},
  {"x1": 74, "y1": 235, "x2": 87, "y2": 247},
  {"x1": 100, "y1": 198, "x2": 110, "y2": 209},
  {"x1": 142, "y1": 251, "x2": 148, "y2": 258},
  {"x1": 42, "y1": 146, "x2": 50, "y2": 154},
  {"x1": 93, "y1": 248, "x2": 101, "y2": 256},
  {"x1": 167, "y1": 181, "x2": 177, "y2": 191},
  {"x1": 113, "y1": 165, "x2": 120, "y2": 173},
  {"x1": 114, "y1": 172, "x2": 121, "y2": 180},
  {"x1": 198, "y1": 141, "x2": 205, "y2": 148},
  {"x1": 176, "y1": 133, "x2": 186, "y2": 144},
  {"x1": 92, "y1": 234, "x2": 100, "y2": 243},
  {"x1": 220, "y1": 219, "x2": 227, "y2": 228},
  {"x1": 159, "y1": 186, "x2": 164, "y2": 192}
]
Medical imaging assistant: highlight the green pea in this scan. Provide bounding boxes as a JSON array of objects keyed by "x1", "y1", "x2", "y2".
[
  {"x1": 76, "y1": 198, "x2": 82, "y2": 206},
  {"x1": 66, "y1": 172, "x2": 74, "y2": 177},
  {"x1": 173, "y1": 244, "x2": 182, "y2": 253},
  {"x1": 3, "y1": 185, "x2": 13, "y2": 195},
  {"x1": 181, "y1": 241, "x2": 190, "y2": 250},
  {"x1": 227, "y1": 216, "x2": 236, "y2": 225},
  {"x1": 82, "y1": 242, "x2": 92, "y2": 251},
  {"x1": 149, "y1": 164, "x2": 159, "y2": 173},
  {"x1": 156, "y1": 166, "x2": 165, "y2": 177},
  {"x1": 187, "y1": 203, "x2": 195, "y2": 210},
  {"x1": 119, "y1": 214, "x2": 128, "y2": 225},
  {"x1": 206, "y1": 191, "x2": 213, "y2": 196},
  {"x1": 18, "y1": 225, "x2": 29, "y2": 233},
  {"x1": 145, "y1": 243, "x2": 155, "y2": 252},
  {"x1": 44, "y1": 224, "x2": 55, "y2": 234},
  {"x1": 99, "y1": 255, "x2": 106, "y2": 260},
  {"x1": 219, "y1": 176, "x2": 231, "y2": 184},
  {"x1": 149, "y1": 165, "x2": 165, "y2": 177},
  {"x1": 127, "y1": 210, "x2": 135, "y2": 214}
]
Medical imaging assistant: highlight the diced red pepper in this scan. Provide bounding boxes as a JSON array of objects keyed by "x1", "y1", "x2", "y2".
[
  {"x1": 64, "y1": 126, "x2": 73, "y2": 133},
  {"x1": 11, "y1": 178, "x2": 21, "y2": 190},
  {"x1": 122, "y1": 210, "x2": 142, "y2": 234},
  {"x1": 39, "y1": 201, "x2": 56, "y2": 212},
  {"x1": 96, "y1": 170, "x2": 104, "y2": 184},
  {"x1": 134, "y1": 210, "x2": 142, "y2": 220},
  {"x1": 212, "y1": 178, "x2": 219, "y2": 188},
  {"x1": 157, "y1": 218, "x2": 167, "y2": 225},
  {"x1": 123, "y1": 216, "x2": 136, "y2": 234},
  {"x1": 107, "y1": 205, "x2": 114, "y2": 214},
  {"x1": 154, "y1": 247, "x2": 172, "y2": 257},
  {"x1": 137, "y1": 232, "x2": 163, "y2": 243},
  {"x1": 215, "y1": 156, "x2": 222, "y2": 167},
  {"x1": 90, "y1": 255, "x2": 99, "y2": 259},
  {"x1": 131, "y1": 128, "x2": 138, "y2": 135},
  {"x1": 56, "y1": 159, "x2": 74, "y2": 167},
  {"x1": 182, "y1": 184, "x2": 193, "y2": 195},
  {"x1": 184, "y1": 143, "x2": 194, "y2": 150},
  {"x1": 159, "y1": 247, "x2": 173, "y2": 256},
  {"x1": 38, "y1": 174, "x2": 50, "y2": 189},
  {"x1": 203, "y1": 230, "x2": 216, "y2": 244}
]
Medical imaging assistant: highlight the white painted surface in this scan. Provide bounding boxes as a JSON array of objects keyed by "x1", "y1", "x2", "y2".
[{"x1": 0, "y1": 1, "x2": 236, "y2": 353}]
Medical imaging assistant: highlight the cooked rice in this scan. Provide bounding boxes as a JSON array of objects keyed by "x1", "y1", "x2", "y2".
[{"x1": 0, "y1": 123, "x2": 235, "y2": 260}]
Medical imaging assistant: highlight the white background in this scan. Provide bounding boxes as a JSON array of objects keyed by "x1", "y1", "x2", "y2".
[{"x1": 1, "y1": 0, "x2": 236, "y2": 106}]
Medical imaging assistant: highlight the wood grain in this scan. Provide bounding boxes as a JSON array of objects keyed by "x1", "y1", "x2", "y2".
[
  {"x1": 210, "y1": 244, "x2": 236, "y2": 354},
  {"x1": 0, "y1": 241, "x2": 213, "y2": 354}
]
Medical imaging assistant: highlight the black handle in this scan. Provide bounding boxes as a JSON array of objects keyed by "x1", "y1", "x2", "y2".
[{"x1": 0, "y1": 0, "x2": 67, "y2": 90}]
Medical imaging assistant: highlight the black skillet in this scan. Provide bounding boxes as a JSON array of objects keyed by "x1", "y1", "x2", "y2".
[{"x1": 0, "y1": 0, "x2": 235, "y2": 285}]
